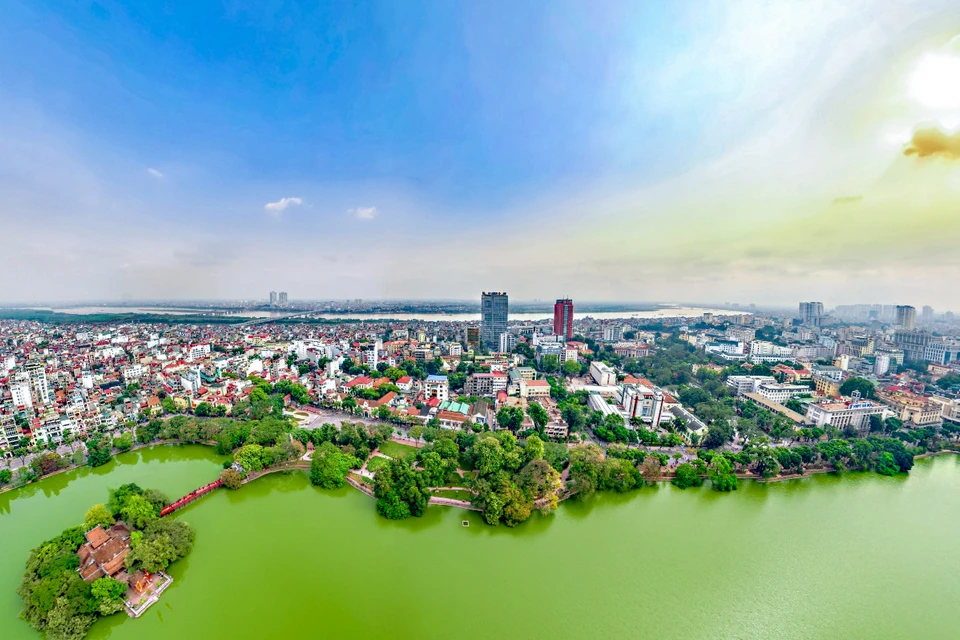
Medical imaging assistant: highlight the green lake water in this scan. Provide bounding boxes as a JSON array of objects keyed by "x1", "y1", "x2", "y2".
[{"x1": 3, "y1": 446, "x2": 960, "y2": 640}]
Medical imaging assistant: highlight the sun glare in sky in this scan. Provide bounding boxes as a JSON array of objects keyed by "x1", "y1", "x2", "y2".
[{"x1": 908, "y1": 53, "x2": 960, "y2": 110}]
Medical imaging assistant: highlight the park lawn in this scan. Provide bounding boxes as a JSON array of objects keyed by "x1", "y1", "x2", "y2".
[
  {"x1": 379, "y1": 440, "x2": 418, "y2": 460},
  {"x1": 349, "y1": 473, "x2": 374, "y2": 485},
  {"x1": 431, "y1": 489, "x2": 473, "y2": 501},
  {"x1": 366, "y1": 456, "x2": 391, "y2": 472}
]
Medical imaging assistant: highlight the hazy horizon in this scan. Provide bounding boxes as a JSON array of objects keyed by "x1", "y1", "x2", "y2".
[{"x1": 2, "y1": 2, "x2": 959, "y2": 307}]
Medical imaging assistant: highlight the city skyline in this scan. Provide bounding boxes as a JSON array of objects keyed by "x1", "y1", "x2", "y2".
[{"x1": 2, "y1": 2, "x2": 960, "y2": 306}]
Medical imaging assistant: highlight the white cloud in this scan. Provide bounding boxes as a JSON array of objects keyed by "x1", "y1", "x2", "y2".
[
  {"x1": 264, "y1": 197, "x2": 302, "y2": 217},
  {"x1": 350, "y1": 206, "x2": 377, "y2": 219},
  {"x1": 146, "y1": 167, "x2": 164, "y2": 179}
]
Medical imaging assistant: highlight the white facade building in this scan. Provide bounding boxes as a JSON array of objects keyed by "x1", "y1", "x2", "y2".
[
  {"x1": 590, "y1": 361, "x2": 617, "y2": 386},
  {"x1": 725, "y1": 375, "x2": 777, "y2": 396},
  {"x1": 755, "y1": 383, "x2": 809, "y2": 405},
  {"x1": 805, "y1": 395, "x2": 890, "y2": 430},
  {"x1": 424, "y1": 375, "x2": 449, "y2": 402}
]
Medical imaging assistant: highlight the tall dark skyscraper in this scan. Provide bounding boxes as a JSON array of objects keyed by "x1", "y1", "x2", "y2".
[
  {"x1": 481, "y1": 292, "x2": 508, "y2": 351},
  {"x1": 895, "y1": 305, "x2": 916, "y2": 330},
  {"x1": 554, "y1": 298, "x2": 574, "y2": 339},
  {"x1": 798, "y1": 301, "x2": 824, "y2": 326}
]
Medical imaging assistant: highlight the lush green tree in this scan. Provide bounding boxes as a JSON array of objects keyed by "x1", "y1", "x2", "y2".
[
  {"x1": 309, "y1": 442, "x2": 360, "y2": 489},
  {"x1": 374, "y1": 457, "x2": 429, "y2": 520},
  {"x1": 420, "y1": 451, "x2": 446, "y2": 486},
  {"x1": 524, "y1": 434, "x2": 545, "y2": 461},
  {"x1": 409, "y1": 424, "x2": 424, "y2": 444},
  {"x1": 785, "y1": 398, "x2": 804, "y2": 413},
  {"x1": 752, "y1": 454, "x2": 781, "y2": 478},
  {"x1": 0, "y1": 468, "x2": 11, "y2": 485},
  {"x1": 563, "y1": 359, "x2": 581, "y2": 376},
  {"x1": 567, "y1": 444, "x2": 605, "y2": 496},
  {"x1": 233, "y1": 444, "x2": 265, "y2": 473},
  {"x1": 839, "y1": 377, "x2": 876, "y2": 399},
  {"x1": 220, "y1": 468, "x2": 243, "y2": 489},
  {"x1": 473, "y1": 435, "x2": 505, "y2": 476},
  {"x1": 84, "y1": 504, "x2": 114, "y2": 530},
  {"x1": 121, "y1": 494, "x2": 158, "y2": 529},
  {"x1": 90, "y1": 577, "x2": 126, "y2": 615},
  {"x1": 527, "y1": 402, "x2": 549, "y2": 431},
  {"x1": 672, "y1": 462, "x2": 704, "y2": 489},
  {"x1": 560, "y1": 403, "x2": 585, "y2": 432},
  {"x1": 703, "y1": 420, "x2": 734, "y2": 448},
  {"x1": 875, "y1": 451, "x2": 899, "y2": 476},
  {"x1": 125, "y1": 536, "x2": 177, "y2": 573},
  {"x1": 516, "y1": 458, "x2": 562, "y2": 512},
  {"x1": 496, "y1": 406, "x2": 524, "y2": 431},
  {"x1": 86, "y1": 433, "x2": 113, "y2": 468},
  {"x1": 539, "y1": 355, "x2": 560, "y2": 374},
  {"x1": 709, "y1": 456, "x2": 738, "y2": 492},
  {"x1": 143, "y1": 518, "x2": 195, "y2": 559},
  {"x1": 112, "y1": 432, "x2": 134, "y2": 453}
]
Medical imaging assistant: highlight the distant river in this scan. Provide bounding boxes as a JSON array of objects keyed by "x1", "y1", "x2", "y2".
[
  {"x1": 41, "y1": 306, "x2": 743, "y2": 322},
  {"x1": 3, "y1": 447, "x2": 959, "y2": 639}
]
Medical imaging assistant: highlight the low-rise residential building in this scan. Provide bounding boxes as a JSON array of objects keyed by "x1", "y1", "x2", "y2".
[{"x1": 519, "y1": 378, "x2": 551, "y2": 399}]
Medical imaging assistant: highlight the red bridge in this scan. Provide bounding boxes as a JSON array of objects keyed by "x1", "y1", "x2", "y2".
[{"x1": 159, "y1": 479, "x2": 223, "y2": 517}]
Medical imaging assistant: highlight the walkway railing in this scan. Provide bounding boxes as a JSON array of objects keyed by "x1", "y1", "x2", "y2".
[{"x1": 159, "y1": 479, "x2": 223, "y2": 517}]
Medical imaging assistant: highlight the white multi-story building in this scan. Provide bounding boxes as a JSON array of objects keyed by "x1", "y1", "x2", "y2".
[
  {"x1": 446, "y1": 343, "x2": 463, "y2": 357},
  {"x1": 11, "y1": 377, "x2": 33, "y2": 409},
  {"x1": 748, "y1": 341, "x2": 793, "y2": 363},
  {"x1": 704, "y1": 340, "x2": 745, "y2": 356},
  {"x1": 620, "y1": 384, "x2": 666, "y2": 424},
  {"x1": 122, "y1": 365, "x2": 144, "y2": 383},
  {"x1": 755, "y1": 383, "x2": 809, "y2": 405},
  {"x1": 805, "y1": 394, "x2": 890, "y2": 430},
  {"x1": 25, "y1": 361, "x2": 50, "y2": 405},
  {"x1": 364, "y1": 349, "x2": 379, "y2": 370},
  {"x1": 464, "y1": 372, "x2": 508, "y2": 397},
  {"x1": 180, "y1": 368, "x2": 202, "y2": 394},
  {"x1": 725, "y1": 375, "x2": 777, "y2": 396},
  {"x1": 602, "y1": 325, "x2": 624, "y2": 342},
  {"x1": 188, "y1": 344, "x2": 211, "y2": 361},
  {"x1": 424, "y1": 375, "x2": 449, "y2": 402},
  {"x1": 1, "y1": 414, "x2": 21, "y2": 448},
  {"x1": 590, "y1": 361, "x2": 616, "y2": 386},
  {"x1": 874, "y1": 354, "x2": 891, "y2": 376},
  {"x1": 499, "y1": 332, "x2": 518, "y2": 353}
]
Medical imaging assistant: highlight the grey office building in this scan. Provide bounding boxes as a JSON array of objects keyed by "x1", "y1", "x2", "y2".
[{"x1": 481, "y1": 292, "x2": 508, "y2": 352}]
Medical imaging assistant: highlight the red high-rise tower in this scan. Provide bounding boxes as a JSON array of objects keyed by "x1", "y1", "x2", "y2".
[{"x1": 553, "y1": 299, "x2": 574, "y2": 340}]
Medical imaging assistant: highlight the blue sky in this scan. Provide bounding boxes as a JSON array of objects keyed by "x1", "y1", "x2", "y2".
[{"x1": 2, "y1": 1, "x2": 960, "y2": 305}]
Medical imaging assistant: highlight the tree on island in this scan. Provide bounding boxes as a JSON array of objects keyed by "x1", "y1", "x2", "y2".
[
  {"x1": 220, "y1": 468, "x2": 243, "y2": 489},
  {"x1": 84, "y1": 504, "x2": 114, "y2": 530}
]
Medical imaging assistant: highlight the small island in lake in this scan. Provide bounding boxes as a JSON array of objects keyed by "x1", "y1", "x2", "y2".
[{"x1": 17, "y1": 484, "x2": 194, "y2": 640}]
